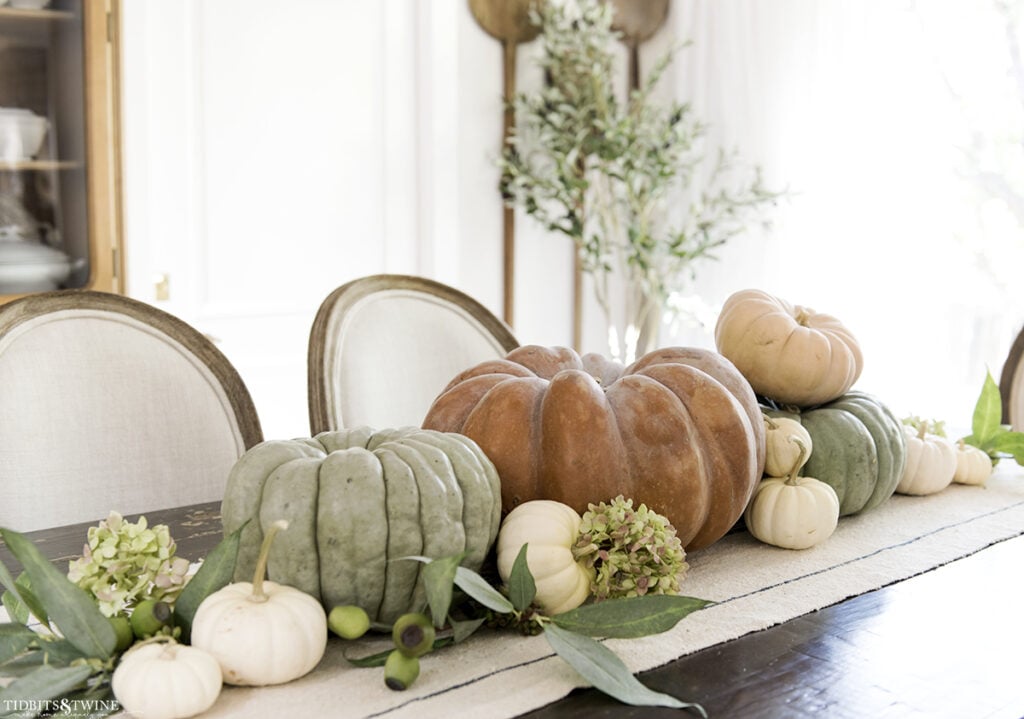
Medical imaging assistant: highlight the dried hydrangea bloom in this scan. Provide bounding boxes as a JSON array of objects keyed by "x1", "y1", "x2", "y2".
[
  {"x1": 67, "y1": 511, "x2": 189, "y2": 617},
  {"x1": 572, "y1": 495, "x2": 687, "y2": 601}
]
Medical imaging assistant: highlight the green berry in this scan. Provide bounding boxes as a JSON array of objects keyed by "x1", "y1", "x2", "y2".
[
  {"x1": 108, "y1": 614, "x2": 134, "y2": 651},
  {"x1": 328, "y1": 605, "x2": 371, "y2": 640},
  {"x1": 391, "y1": 612, "x2": 435, "y2": 658},
  {"x1": 383, "y1": 649, "x2": 420, "y2": 691},
  {"x1": 130, "y1": 599, "x2": 172, "y2": 639}
]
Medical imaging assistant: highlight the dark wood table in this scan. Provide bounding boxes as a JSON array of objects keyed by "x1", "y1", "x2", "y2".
[{"x1": 3, "y1": 505, "x2": 1023, "y2": 719}]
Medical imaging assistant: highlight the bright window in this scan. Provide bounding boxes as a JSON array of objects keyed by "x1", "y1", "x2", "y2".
[{"x1": 655, "y1": 0, "x2": 1024, "y2": 430}]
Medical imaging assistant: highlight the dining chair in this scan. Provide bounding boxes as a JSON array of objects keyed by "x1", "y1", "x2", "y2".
[
  {"x1": 1000, "y1": 325, "x2": 1024, "y2": 430},
  {"x1": 0, "y1": 290, "x2": 263, "y2": 532},
  {"x1": 308, "y1": 274, "x2": 519, "y2": 433}
]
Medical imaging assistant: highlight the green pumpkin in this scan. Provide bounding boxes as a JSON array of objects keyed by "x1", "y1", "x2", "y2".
[
  {"x1": 221, "y1": 427, "x2": 501, "y2": 625},
  {"x1": 765, "y1": 391, "x2": 906, "y2": 516}
]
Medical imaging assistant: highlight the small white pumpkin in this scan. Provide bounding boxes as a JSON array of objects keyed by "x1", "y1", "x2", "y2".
[
  {"x1": 763, "y1": 414, "x2": 813, "y2": 478},
  {"x1": 191, "y1": 520, "x2": 327, "y2": 686},
  {"x1": 896, "y1": 422, "x2": 957, "y2": 496},
  {"x1": 112, "y1": 638, "x2": 222, "y2": 719},
  {"x1": 744, "y1": 436, "x2": 840, "y2": 550},
  {"x1": 496, "y1": 500, "x2": 595, "y2": 614},
  {"x1": 953, "y1": 440, "x2": 993, "y2": 486}
]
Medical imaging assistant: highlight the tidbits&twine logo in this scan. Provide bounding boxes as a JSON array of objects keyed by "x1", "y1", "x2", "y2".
[{"x1": 1, "y1": 698, "x2": 122, "y2": 717}]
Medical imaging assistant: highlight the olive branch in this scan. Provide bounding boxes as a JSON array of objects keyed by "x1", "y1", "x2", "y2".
[{"x1": 500, "y1": 0, "x2": 781, "y2": 317}]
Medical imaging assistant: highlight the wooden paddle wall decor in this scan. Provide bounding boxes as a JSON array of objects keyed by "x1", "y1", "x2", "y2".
[
  {"x1": 470, "y1": 0, "x2": 670, "y2": 346},
  {"x1": 468, "y1": 0, "x2": 540, "y2": 328}
]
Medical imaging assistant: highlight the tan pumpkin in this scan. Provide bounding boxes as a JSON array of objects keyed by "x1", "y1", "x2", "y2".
[
  {"x1": 422, "y1": 345, "x2": 765, "y2": 551},
  {"x1": 714, "y1": 289, "x2": 863, "y2": 407}
]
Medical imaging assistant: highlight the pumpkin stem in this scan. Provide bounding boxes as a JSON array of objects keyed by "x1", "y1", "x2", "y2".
[
  {"x1": 763, "y1": 414, "x2": 779, "y2": 430},
  {"x1": 785, "y1": 436, "x2": 810, "y2": 485},
  {"x1": 251, "y1": 519, "x2": 288, "y2": 602},
  {"x1": 917, "y1": 421, "x2": 929, "y2": 440},
  {"x1": 122, "y1": 634, "x2": 179, "y2": 661}
]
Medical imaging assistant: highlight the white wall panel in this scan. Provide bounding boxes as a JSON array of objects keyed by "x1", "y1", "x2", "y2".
[{"x1": 119, "y1": 0, "x2": 552, "y2": 439}]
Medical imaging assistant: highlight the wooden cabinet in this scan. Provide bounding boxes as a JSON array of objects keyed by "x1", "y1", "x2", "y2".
[{"x1": 0, "y1": 0, "x2": 122, "y2": 301}]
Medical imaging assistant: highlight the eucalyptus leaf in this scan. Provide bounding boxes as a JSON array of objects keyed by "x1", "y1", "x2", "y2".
[
  {"x1": 0, "y1": 566, "x2": 46, "y2": 629},
  {"x1": 343, "y1": 637, "x2": 455, "y2": 668},
  {"x1": 0, "y1": 664, "x2": 93, "y2": 714},
  {"x1": 962, "y1": 369, "x2": 1024, "y2": 466},
  {"x1": 0, "y1": 624, "x2": 36, "y2": 665},
  {"x1": 0, "y1": 560, "x2": 19, "y2": 603},
  {"x1": 972, "y1": 371, "x2": 1003, "y2": 446},
  {"x1": 12, "y1": 576, "x2": 47, "y2": 630},
  {"x1": 454, "y1": 566, "x2": 514, "y2": 614},
  {"x1": 0, "y1": 529, "x2": 115, "y2": 660},
  {"x1": 340, "y1": 647, "x2": 391, "y2": 668},
  {"x1": 508, "y1": 544, "x2": 536, "y2": 612},
  {"x1": 0, "y1": 650, "x2": 47, "y2": 678},
  {"x1": 420, "y1": 555, "x2": 463, "y2": 629},
  {"x1": 172, "y1": 522, "x2": 245, "y2": 644},
  {"x1": 544, "y1": 624, "x2": 706, "y2": 715},
  {"x1": 450, "y1": 616, "x2": 487, "y2": 643},
  {"x1": 1, "y1": 590, "x2": 28, "y2": 627},
  {"x1": 551, "y1": 595, "x2": 713, "y2": 638},
  {"x1": 988, "y1": 431, "x2": 1024, "y2": 463},
  {"x1": 36, "y1": 638, "x2": 87, "y2": 665}
]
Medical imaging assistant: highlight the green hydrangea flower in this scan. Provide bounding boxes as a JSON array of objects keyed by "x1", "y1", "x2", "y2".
[
  {"x1": 67, "y1": 511, "x2": 190, "y2": 617},
  {"x1": 572, "y1": 495, "x2": 687, "y2": 601}
]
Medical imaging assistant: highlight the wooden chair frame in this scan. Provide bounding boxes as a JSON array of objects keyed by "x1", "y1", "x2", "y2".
[
  {"x1": 0, "y1": 290, "x2": 263, "y2": 449},
  {"x1": 307, "y1": 274, "x2": 518, "y2": 434},
  {"x1": 1000, "y1": 325, "x2": 1024, "y2": 431}
]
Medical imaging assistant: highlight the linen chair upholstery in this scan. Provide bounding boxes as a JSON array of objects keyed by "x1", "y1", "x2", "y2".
[
  {"x1": 0, "y1": 291, "x2": 262, "y2": 532},
  {"x1": 1000, "y1": 325, "x2": 1024, "y2": 431},
  {"x1": 308, "y1": 274, "x2": 519, "y2": 433}
]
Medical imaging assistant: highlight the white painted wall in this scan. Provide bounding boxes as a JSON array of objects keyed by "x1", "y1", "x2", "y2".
[
  {"x1": 119, "y1": 0, "x2": 1024, "y2": 440},
  {"x1": 119, "y1": 0, "x2": 556, "y2": 439}
]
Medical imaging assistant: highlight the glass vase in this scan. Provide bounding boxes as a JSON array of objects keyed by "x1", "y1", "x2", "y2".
[{"x1": 594, "y1": 263, "x2": 662, "y2": 365}]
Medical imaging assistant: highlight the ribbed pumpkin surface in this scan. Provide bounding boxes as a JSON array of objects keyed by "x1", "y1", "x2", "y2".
[
  {"x1": 221, "y1": 427, "x2": 501, "y2": 625},
  {"x1": 422, "y1": 345, "x2": 765, "y2": 551},
  {"x1": 715, "y1": 288, "x2": 863, "y2": 407},
  {"x1": 766, "y1": 392, "x2": 906, "y2": 516}
]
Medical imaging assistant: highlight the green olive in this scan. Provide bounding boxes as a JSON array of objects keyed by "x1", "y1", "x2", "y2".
[
  {"x1": 384, "y1": 649, "x2": 420, "y2": 691},
  {"x1": 130, "y1": 599, "x2": 172, "y2": 639},
  {"x1": 108, "y1": 614, "x2": 134, "y2": 651},
  {"x1": 328, "y1": 605, "x2": 371, "y2": 640},
  {"x1": 391, "y1": 612, "x2": 436, "y2": 658}
]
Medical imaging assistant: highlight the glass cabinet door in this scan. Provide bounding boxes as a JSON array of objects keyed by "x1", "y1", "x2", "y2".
[{"x1": 0, "y1": 0, "x2": 120, "y2": 299}]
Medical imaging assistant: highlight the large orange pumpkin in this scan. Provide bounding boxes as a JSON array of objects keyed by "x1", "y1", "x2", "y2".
[{"x1": 421, "y1": 345, "x2": 765, "y2": 551}]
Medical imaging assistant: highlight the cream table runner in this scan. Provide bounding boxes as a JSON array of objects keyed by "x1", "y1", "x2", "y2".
[
  {"x1": 196, "y1": 464, "x2": 1024, "y2": 719},
  {"x1": 5, "y1": 467, "x2": 1024, "y2": 718}
]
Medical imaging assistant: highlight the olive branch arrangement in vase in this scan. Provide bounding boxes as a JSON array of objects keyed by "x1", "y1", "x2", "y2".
[{"x1": 501, "y1": 0, "x2": 781, "y2": 363}]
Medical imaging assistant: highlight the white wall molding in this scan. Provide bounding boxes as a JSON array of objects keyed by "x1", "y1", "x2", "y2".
[{"x1": 414, "y1": 0, "x2": 461, "y2": 286}]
